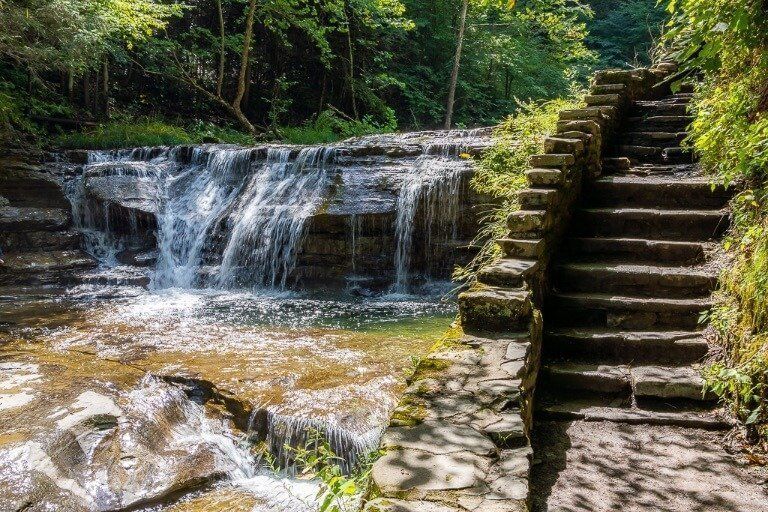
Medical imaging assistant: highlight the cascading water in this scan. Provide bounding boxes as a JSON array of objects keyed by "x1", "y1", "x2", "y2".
[
  {"x1": 153, "y1": 147, "x2": 255, "y2": 288},
  {"x1": 64, "y1": 130, "x2": 485, "y2": 293},
  {"x1": 392, "y1": 144, "x2": 464, "y2": 293},
  {"x1": 217, "y1": 146, "x2": 335, "y2": 289}
]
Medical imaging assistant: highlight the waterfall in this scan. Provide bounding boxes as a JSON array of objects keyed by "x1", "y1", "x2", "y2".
[
  {"x1": 153, "y1": 147, "x2": 254, "y2": 288},
  {"x1": 65, "y1": 156, "x2": 164, "y2": 266},
  {"x1": 249, "y1": 408, "x2": 381, "y2": 475},
  {"x1": 217, "y1": 146, "x2": 335, "y2": 290},
  {"x1": 65, "y1": 131, "x2": 478, "y2": 292},
  {"x1": 392, "y1": 146, "x2": 463, "y2": 292}
]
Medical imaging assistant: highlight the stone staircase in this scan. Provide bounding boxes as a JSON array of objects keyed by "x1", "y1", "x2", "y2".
[
  {"x1": 537, "y1": 91, "x2": 733, "y2": 429},
  {"x1": 0, "y1": 153, "x2": 95, "y2": 286}
]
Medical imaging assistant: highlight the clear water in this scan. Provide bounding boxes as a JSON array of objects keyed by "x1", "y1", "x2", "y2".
[{"x1": 0, "y1": 286, "x2": 454, "y2": 511}]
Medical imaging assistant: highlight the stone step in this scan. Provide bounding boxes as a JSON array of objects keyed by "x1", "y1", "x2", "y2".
[
  {"x1": 620, "y1": 131, "x2": 688, "y2": 148},
  {"x1": 613, "y1": 162, "x2": 700, "y2": 175},
  {"x1": 632, "y1": 101, "x2": 690, "y2": 116},
  {"x1": 537, "y1": 397, "x2": 731, "y2": 430},
  {"x1": 618, "y1": 145, "x2": 695, "y2": 165},
  {"x1": 627, "y1": 115, "x2": 694, "y2": 131},
  {"x1": 546, "y1": 293, "x2": 712, "y2": 329},
  {"x1": 541, "y1": 362, "x2": 631, "y2": 395},
  {"x1": 0, "y1": 207, "x2": 72, "y2": 232},
  {"x1": 632, "y1": 365, "x2": 712, "y2": 401},
  {"x1": 477, "y1": 258, "x2": 539, "y2": 288},
  {"x1": 544, "y1": 329, "x2": 710, "y2": 364},
  {"x1": 541, "y1": 363, "x2": 712, "y2": 402},
  {"x1": 0, "y1": 230, "x2": 82, "y2": 252},
  {"x1": 0, "y1": 250, "x2": 97, "y2": 286},
  {"x1": 459, "y1": 286, "x2": 532, "y2": 332},
  {"x1": 586, "y1": 176, "x2": 731, "y2": 209},
  {"x1": 565, "y1": 237, "x2": 707, "y2": 265},
  {"x1": 573, "y1": 208, "x2": 729, "y2": 241},
  {"x1": 553, "y1": 262, "x2": 717, "y2": 298}
]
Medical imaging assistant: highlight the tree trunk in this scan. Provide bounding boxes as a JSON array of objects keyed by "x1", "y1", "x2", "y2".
[
  {"x1": 344, "y1": 1, "x2": 359, "y2": 119},
  {"x1": 67, "y1": 68, "x2": 75, "y2": 104},
  {"x1": 232, "y1": 0, "x2": 258, "y2": 134},
  {"x1": 102, "y1": 58, "x2": 110, "y2": 118},
  {"x1": 444, "y1": 0, "x2": 468, "y2": 130},
  {"x1": 83, "y1": 74, "x2": 91, "y2": 116},
  {"x1": 216, "y1": 0, "x2": 226, "y2": 97}
]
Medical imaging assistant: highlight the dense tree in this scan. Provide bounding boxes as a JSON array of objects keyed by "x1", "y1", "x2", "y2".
[{"x1": 0, "y1": 0, "x2": 666, "y2": 144}]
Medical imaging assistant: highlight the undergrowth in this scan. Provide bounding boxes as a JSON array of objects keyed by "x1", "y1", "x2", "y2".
[
  {"x1": 452, "y1": 95, "x2": 583, "y2": 285},
  {"x1": 290, "y1": 431, "x2": 381, "y2": 512},
  {"x1": 55, "y1": 120, "x2": 196, "y2": 149},
  {"x1": 666, "y1": 0, "x2": 768, "y2": 442},
  {"x1": 279, "y1": 109, "x2": 397, "y2": 145}
]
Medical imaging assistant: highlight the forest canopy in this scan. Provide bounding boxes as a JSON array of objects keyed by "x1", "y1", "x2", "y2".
[{"x1": 0, "y1": 0, "x2": 666, "y2": 145}]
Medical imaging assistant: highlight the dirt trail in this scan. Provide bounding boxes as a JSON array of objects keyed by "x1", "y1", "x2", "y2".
[{"x1": 530, "y1": 420, "x2": 768, "y2": 512}]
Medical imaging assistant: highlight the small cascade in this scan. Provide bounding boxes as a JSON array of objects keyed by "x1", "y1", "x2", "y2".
[
  {"x1": 249, "y1": 408, "x2": 382, "y2": 475},
  {"x1": 217, "y1": 146, "x2": 335, "y2": 290},
  {"x1": 153, "y1": 147, "x2": 254, "y2": 288},
  {"x1": 65, "y1": 155, "x2": 164, "y2": 265},
  {"x1": 392, "y1": 144, "x2": 464, "y2": 292}
]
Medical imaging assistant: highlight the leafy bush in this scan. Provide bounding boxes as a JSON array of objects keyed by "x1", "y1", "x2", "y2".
[
  {"x1": 280, "y1": 108, "x2": 397, "y2": 145},
  {"x1": 290, "y1": 430, "x2": 380, "y2": 512},
  {"x1": 665, "y1": 0, "x2": 768, "y2": 439},
  {"x1": 453, "y1": 95, "x2": 583, "y2": 285}
]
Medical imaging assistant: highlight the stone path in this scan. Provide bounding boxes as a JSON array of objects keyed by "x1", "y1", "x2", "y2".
[
  {"x1": 532, "y1": 89, "x2": 768, "y2": 508},
  {"x1": 530, "y1": 421, "x2": 768, "y2": 512}
]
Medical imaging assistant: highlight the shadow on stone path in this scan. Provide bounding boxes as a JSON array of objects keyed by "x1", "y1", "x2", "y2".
[{"x1": 530, "y1": 420, "x2": 768, "y2": 512}]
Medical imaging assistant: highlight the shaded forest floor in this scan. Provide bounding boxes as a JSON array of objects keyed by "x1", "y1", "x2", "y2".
[{"x1": 530, "y1": 420, "x2": 768, "y2": 512}]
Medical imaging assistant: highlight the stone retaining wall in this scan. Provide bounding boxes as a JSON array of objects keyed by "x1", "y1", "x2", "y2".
[{"x1": 365, "y1": 64, "x2": 677, "y2": 512}]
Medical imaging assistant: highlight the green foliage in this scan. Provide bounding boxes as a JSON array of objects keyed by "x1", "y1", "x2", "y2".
[
  {"x1": 453, "y1": 95, "x2": 583, "y2": 284},
  {"x1": 665, "y1": 0, "x2": 768, "y2": 437},
  {"x1": 586, "y1": 0, "x2": 667, "y2": 68},
  {"x1": 55, "y1": 120, "x2": 194, "y2": 149},
  {"x1": 0, "y1": 0, "x2": 179, "y2": 73},
  {"x1": 188, "y1": 121, "x2": 256, "y2": 145},
  {"x1": 291, "y1": 431, "x2": 380, "y2": 512},
  {"x1": 280, "y1": 109, "x2": 396, "y2": 145}
]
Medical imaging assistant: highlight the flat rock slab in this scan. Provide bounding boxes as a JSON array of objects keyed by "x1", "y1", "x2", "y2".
[
  {"x1": 372, "y1": 448, "x2": 486, "y2": 495},
  {"x1": 364, "y1": 498, "x2": 458, "y2": 512},
  {"x1": 530, "y1": 420, "x2": 768, "y2": 512},
  {"x1": 381, "y1": 421, "x2": 496, "y2": 456}
]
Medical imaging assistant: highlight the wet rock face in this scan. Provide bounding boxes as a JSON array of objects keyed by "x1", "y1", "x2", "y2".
[
  {"x1": 49, "y1": 130, "x2": 494, "y2": 291},
  {"x1": 0, "y1": 373, "x2": 243, "y2": 511},
  {"x1": 0, "y1": 154, "x2": 97, "y2": 286}
]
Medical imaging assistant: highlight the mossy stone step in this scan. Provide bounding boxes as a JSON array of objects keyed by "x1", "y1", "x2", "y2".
[
  {"x1": 541, "y1": 363, "x2": 631, "y2": 395},
  {"x1": 547, "y1": 292, "x2": 713, "y2": 330},
  {"x1": 459, "y1": 286, "x2": 532, "y2": 332},
  {"x1": 477, "y1": 258, "x2": 539, "y2": 288},
  {"x1": 537, "y1": 397, "x2": 731, "y2": 430},
  {"x1": 627, "y1": 115, "x2": 694, "y2": 131},
  {"x1": 620, "y1": 131, "x2": 688, "y2": 148},
  {"x1": 587, "y1": 176, "x2": 731, "y2": 209},
  {"x1": 544, "y1": 329, "x2": 710, "y2": 365},
  {"x1": 619, "y1": 145, "x2": 696, "y2": 165}
]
